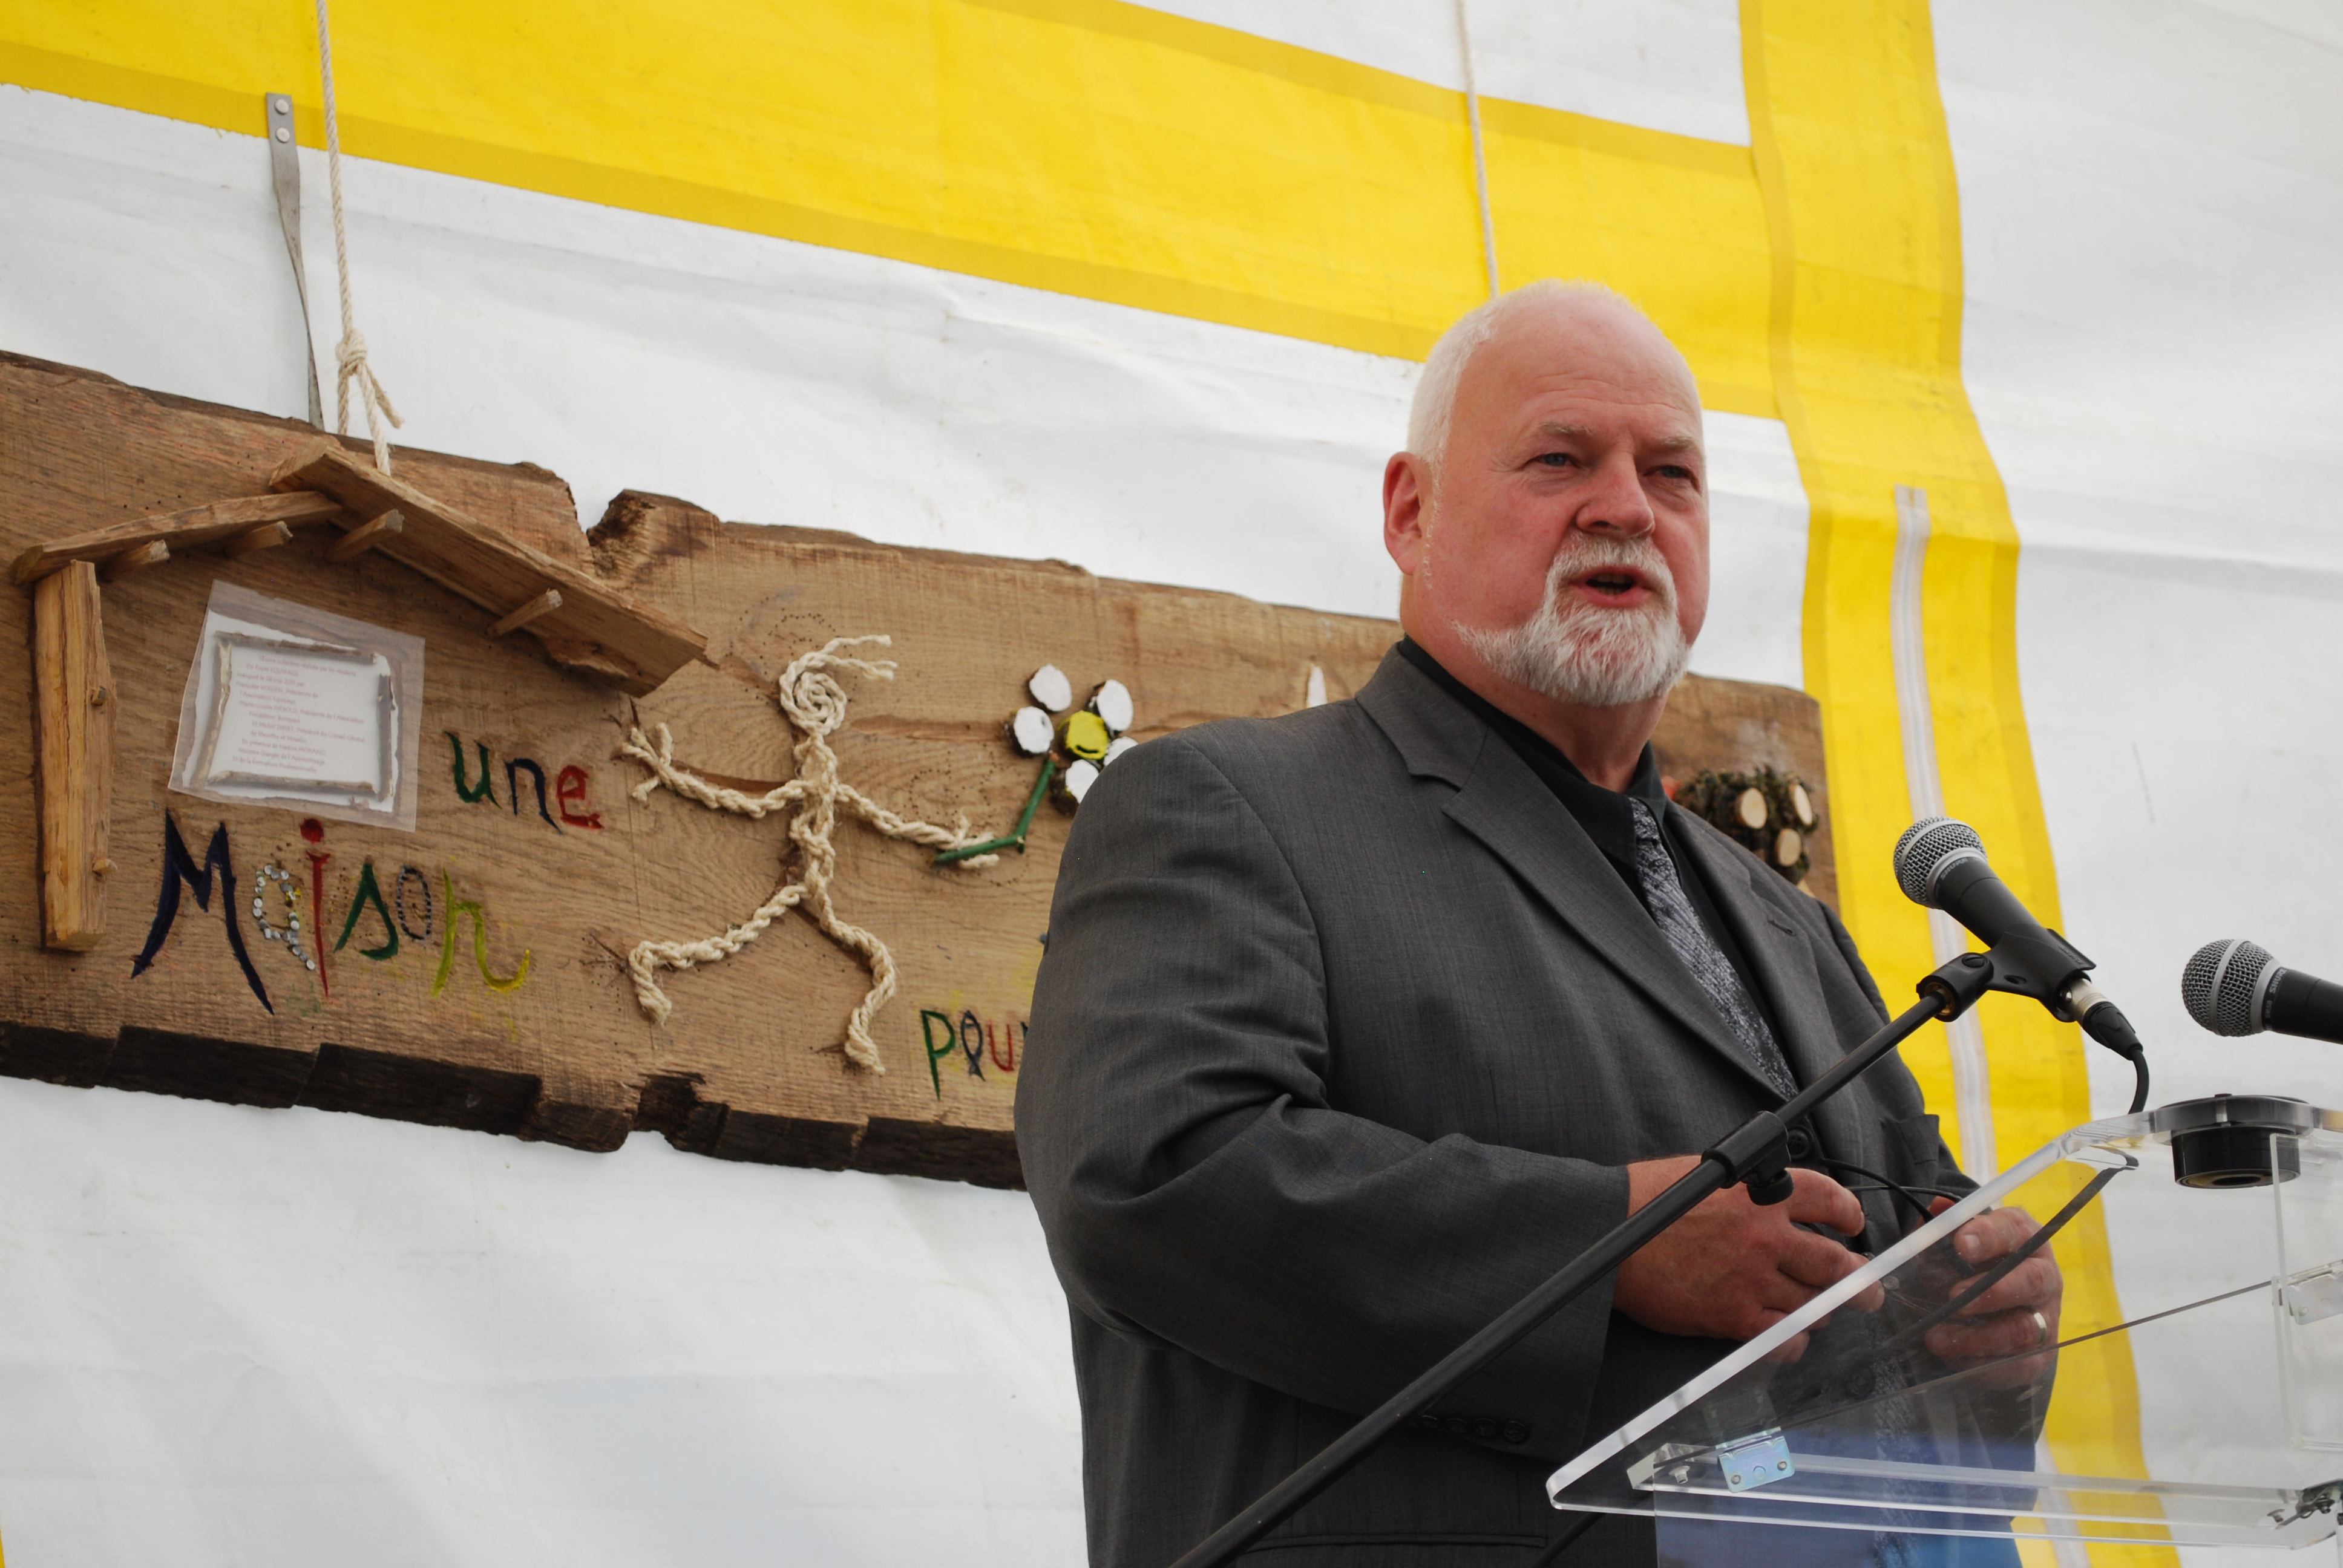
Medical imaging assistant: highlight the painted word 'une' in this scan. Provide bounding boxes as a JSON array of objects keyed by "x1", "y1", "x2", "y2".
[
  {"x1": 919, "y1": 1008, "x2": 1025, "y2": 1096},
  {"x1": 133, "y1": 813, "x2": 532, "y2": 1013},
  {"x1": 447, "y1": 732, "x2": 603, "y2": 831}
]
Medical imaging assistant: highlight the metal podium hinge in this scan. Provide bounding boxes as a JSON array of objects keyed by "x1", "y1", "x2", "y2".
[
  {"x1": 2284, "y1": 1259, "x2": 2343, "y2": 1326},
  {"x1": 1718, "y1": 1429, "x2": 1795, "y2": 1492}
]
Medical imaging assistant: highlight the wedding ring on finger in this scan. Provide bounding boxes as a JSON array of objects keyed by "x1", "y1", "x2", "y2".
[{"x1": 2029, "y1": 1309, "x2": 2050, "y2": 1350}]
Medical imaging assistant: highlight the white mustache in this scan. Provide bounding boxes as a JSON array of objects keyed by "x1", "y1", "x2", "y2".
[
  {"x1": 1547, "y1": 533, "x2": 1675, "y2": 603},
  {"x1": 1457, "y1": 532, "x2": 1689, "y2": 708}
]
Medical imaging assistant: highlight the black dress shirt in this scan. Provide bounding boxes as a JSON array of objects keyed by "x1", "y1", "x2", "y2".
[{"x1": 1395, "y1": 638, "x2": 1783, "y2": 1042}]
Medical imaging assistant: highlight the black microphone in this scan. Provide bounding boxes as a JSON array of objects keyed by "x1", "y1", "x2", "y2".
[
  {"x1": 1893, "y1": 816, "x2": 2144, "y2": 1058},
  {"x1": 2182, "y1": 939, "x2": 2343, "y2": 1045}
]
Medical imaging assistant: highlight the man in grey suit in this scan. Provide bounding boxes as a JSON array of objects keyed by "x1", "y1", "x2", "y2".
[{"x1": 1016, "y1": 282, "x2": 2059, "y2": 1567}]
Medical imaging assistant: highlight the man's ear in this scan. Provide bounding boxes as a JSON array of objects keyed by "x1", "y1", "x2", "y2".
[{"x1": 1383, "y1": 452, "x2": 1431, "y2": 577}]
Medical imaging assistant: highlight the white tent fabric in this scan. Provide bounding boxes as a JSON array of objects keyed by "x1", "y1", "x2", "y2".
[
  {"x1": 1149, "y1": 0, "x2": 1754, "y2": 143},
  {"x1": 0, "y1": 1076, "x2": 1082, "y2": 1564},
  {"x1": 1, "y1": 1, "x2": 2340, "y2": 1561},
  {"x1": 1943, "y1": 13, "x2": 2343, "y2": 1554}
]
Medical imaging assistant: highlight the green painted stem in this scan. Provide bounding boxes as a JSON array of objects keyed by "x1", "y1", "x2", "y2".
[{"x1": 935, "y1": 757, "x2": 1058, "y2": 865}]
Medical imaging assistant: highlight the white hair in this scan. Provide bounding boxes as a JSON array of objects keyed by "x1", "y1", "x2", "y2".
[{"x1": 1406, "y1": 279, "x2": 1657, "y2": 478}]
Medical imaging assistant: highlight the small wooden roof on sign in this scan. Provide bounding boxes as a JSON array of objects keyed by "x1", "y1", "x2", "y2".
[{"x1": 269, "y1": 439, "x2": 708, "y2": 695}]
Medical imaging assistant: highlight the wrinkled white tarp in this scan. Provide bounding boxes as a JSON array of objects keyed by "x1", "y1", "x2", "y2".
[
  {"x1": 0, "y1": 1076, "x2": 1084, "y2": 1565},
  {"x1": 1, "y1": 0, "x2": 2341, "y2": 1561}
]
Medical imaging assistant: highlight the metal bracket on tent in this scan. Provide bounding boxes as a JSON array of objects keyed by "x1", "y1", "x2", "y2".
[{"x1": 264, "y1": 92, "x2": 325, "y2": 428}]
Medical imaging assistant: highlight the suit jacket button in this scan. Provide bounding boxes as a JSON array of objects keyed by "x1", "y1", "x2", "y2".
[
  {"x1": 1502, "y1": 1421, "x2": 1531, "y2": 1445},
  {"x1": 1471, "y1": 1417, "x2": 1499, "y2": 1440},
  {"x1": 1416, "y1": 1414, "x2": 1441, "y2": 1432},
  {"x1": 1441, "y1": 1416, "x2": 1470, "y2": 1437}
]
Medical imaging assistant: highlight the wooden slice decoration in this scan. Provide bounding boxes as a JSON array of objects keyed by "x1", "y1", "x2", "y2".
[
  {"x1": 1058, "y1": 757, "x2": 1102, "y2": 806},
  {"x1": 1027, "y1": 664, "x2": 1073, "y2": 713},
  {"x1": 1775, "y1": 827, "x2": 1804, "y2": 867},
  {"x1": 1737, "y1": 787, "x2": 1770, "y2": 830},
  {"x1": 1009, "y1": 706, "x2": 1055, "y2": 756},
  {"x1": 1090, "y1": 678, "x2": 1135, "y2": 735},
  {"x1": 1791, "y1": 781, "x2": 1816, "y2": 829}
]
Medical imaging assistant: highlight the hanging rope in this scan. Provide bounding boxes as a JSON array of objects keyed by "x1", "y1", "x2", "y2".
[
  {"x1": 619, "y1": 636, "x2": 1003, "y2": 1073},
  {"x1": 1455, "y1": 0, "x2": 1501, "y2": 301},
  {"x1": 314, "y1": 0, "x2": 404, "y2": 472}
]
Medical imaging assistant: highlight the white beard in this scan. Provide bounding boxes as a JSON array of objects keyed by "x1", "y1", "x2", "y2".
[{"x1": 1457, "y1": 535, "x2": 1689, "y2": 708}]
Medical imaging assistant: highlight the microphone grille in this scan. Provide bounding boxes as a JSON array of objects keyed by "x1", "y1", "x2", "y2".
[
  {"x1": 1893, "y1": 817, "x2": 1985, "y2": 909},
  {"x1": 2181, "y1": 939, "x2": 2273, "y2": 1037}
]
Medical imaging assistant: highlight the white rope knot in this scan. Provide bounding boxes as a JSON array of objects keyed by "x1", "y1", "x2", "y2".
[
  {"x1": 620, "y1": 635, "x2": 1004, "y2": 1071},
  {"x1": 315, "y1": 0, "x2": 404, "y2": 472},
  {"x1": 332, "y1": 326, "x2": 404, "y2": 474}
]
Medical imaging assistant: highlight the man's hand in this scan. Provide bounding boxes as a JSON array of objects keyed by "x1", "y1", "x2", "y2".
[
  {"x1": 1922, "y1": 1198, "x2": 2063, "y2": 1385},
  {"x1": 1613, "y1": 1157, "x2": 1883, "y2": 1355}
]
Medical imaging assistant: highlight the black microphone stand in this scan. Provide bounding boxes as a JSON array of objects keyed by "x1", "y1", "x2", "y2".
[{"x1": 1170, "y1": 947, "x2": 2018, "y2": 1568}]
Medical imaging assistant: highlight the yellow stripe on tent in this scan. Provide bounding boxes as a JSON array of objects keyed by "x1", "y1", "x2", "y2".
[
  {"x1": 1745, "y1": 2, "x2": 2158, "y2": 1560},
  {"x1": 0, "y1": 0, "x2": 1774, "y2": 416}
]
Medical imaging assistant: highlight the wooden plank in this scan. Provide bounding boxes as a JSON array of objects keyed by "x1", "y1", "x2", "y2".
[
  {"x1": 269, "y1": 440, "x2": 707, "y2": 696},
  {"x1": 0, "y1": 354, "x2": 1839, "y2": 1187},
  {"x1": 11, "y1": 491, "x2": 342, "y2": 583},
  {"x1": 326, "y1": 509, "x2": 404, "y2": 563},
  {"x1": 224, "y1": 519, "x2": 296, "y2": 560},
  {"x1": 0, "y1": 351, "x2": 594, "y2": 568},
  {"x1": 100, "y1": 540, "x2": 169, "y2": 581},
  {"x1": 487, "y1": 589, "x2": 562, "y2": 638},
  {"x1": 31, "y1": 560, "x2": 113, "y2": 950}
]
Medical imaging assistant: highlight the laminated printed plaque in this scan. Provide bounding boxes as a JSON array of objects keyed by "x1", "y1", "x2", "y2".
[{"x1": 168, "y1": 581, "x2": 425, "y2": 830}]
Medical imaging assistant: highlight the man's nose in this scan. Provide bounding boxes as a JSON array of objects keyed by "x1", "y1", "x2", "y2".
[{"x1": 1574, "y1": 451, "x2": 1657, "y2": 537}]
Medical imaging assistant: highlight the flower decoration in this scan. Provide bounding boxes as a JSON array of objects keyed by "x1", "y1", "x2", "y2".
[{"x1": 935, "y1": 664, "x2": 1139, "y2": 864}]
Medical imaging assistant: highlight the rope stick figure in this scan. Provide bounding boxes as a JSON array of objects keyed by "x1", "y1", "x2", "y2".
[{"x1": 618, "y1": 636, "x2": 1001, "y2": 1073}]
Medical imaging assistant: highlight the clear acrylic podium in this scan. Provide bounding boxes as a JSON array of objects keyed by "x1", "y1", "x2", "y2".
[{"x1": 1547, "y1": 1096, "x2": 2343, "y2": 1559}]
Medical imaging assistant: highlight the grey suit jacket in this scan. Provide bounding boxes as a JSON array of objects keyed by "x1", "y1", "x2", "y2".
[{"x1": 1016, "y1": 650, "x2": 1962, "y2": 1568}]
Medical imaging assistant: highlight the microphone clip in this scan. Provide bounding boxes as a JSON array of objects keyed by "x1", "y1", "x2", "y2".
[
  {"x1": 1917, "y1": 950, "x2": 1997, "y2": 1022},
  {"x1": 1916, "y1": 938, "x2": 2146, "y2": 1063},
  {"x1": 1976, "y1": 929, "x2": 2097, "y2": 1016}
]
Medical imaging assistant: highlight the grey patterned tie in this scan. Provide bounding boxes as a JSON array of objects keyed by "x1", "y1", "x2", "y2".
[{"x1": 1627, "y1": 799, "x2": 1798, "y2": 1099}]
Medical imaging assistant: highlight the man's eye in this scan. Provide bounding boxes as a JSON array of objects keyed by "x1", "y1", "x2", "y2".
[
  {"x1": 1652, "y1": 464, "x2": 1696, "y2": 482},
  {"x1": 1535, "y1": 452, "x2": 1576, "y2": 468}
]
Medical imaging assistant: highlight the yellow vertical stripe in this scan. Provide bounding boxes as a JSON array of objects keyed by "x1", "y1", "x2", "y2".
[{"x1": 1743, "y1": 4, "x2": 2161, "y2": 1559}]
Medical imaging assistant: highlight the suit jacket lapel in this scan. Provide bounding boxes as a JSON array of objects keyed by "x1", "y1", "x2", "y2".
[
  {"x1": 1671, "y1": 815, "x2": 1870, "y2": 1162},
  {"x1": 1357, "y1": 654, "x2": 1785, "y2": 1098}
]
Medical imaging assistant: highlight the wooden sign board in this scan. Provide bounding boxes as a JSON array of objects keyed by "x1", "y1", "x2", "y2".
[{"x1": 0, "y1": 352, "x2": 1832, "y2": 1188}]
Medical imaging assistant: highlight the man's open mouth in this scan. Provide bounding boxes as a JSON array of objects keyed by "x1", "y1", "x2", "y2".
[{"x1": 1582, "y1": 570, "x2": 1642, "y2": 594}]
